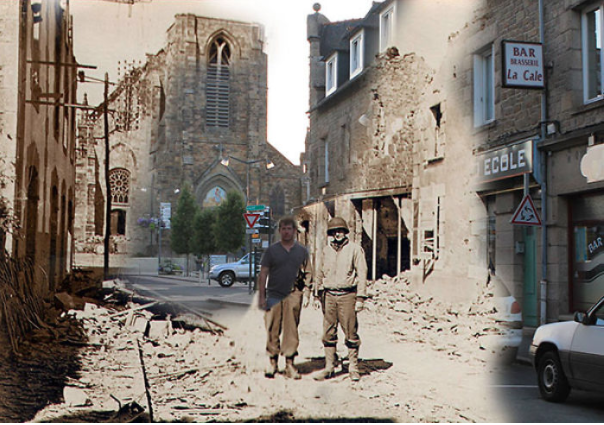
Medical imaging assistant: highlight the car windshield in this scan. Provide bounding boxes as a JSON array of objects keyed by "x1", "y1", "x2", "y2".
[{"x1": 588, "y1": 296, "x2": 604, "y2": 325}]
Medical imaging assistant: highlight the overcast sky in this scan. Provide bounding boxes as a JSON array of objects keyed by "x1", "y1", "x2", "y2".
[{"x1": 70, "y1": 0, "x2": 379, "y2": 164}]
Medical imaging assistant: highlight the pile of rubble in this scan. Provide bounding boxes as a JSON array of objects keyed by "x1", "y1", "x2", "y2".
[
  {"x1": 33, "y1": 279, "x2": 246, "y2": 423},
  {"x1": 9, "y1": 272, "x2": 509, "y2": 422},
  {"x1": 366, "y1": 272, "x2": 506, "y2": 364}
]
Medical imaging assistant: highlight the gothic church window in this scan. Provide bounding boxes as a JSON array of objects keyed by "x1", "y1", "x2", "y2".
[
  {"x1": 109, "y1": 168, "x2": 130, "y2": 204},
  {"x1": 207, "y1": 36, "x2": 231, "y2": 128}
]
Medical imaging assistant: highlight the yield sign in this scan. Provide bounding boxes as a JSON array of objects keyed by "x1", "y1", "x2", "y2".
[
  {"x1": 510, "y1": 195, "x2": 542, "y2": 226},
  {"x1": 243, "y1": 213, "x2": 261, "y2": 228}
]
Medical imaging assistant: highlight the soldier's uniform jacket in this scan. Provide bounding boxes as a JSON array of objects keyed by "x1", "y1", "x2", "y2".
[{"x1": 317, "y1": 239, "x2": 368, "y2": 298}]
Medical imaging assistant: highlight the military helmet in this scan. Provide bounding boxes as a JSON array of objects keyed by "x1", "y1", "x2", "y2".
[{"x1": 327, "y1": 217, "x2": 349, "y2": 235}]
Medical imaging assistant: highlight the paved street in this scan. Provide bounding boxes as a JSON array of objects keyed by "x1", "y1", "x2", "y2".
[
  {"x1": 123, "y1": 274, "x2": 254, "y2": 324},
  {"x1": 490, "y1": 362, "x2": 604, "y2": 422}
]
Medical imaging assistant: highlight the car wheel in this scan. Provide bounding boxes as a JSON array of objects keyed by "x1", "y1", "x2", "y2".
[
  {"x1": 218, "y1": 271, "x2": 235, "y2": 287},
  {"x1": 537, "y1": 350, "x2": 571, "y2": 402}
]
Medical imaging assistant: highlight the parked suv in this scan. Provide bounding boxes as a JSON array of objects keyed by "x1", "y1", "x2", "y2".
[
  {"x1": 529, "y1": 295, "x2": 604, "y2": 402},
  {"x1": 209, "y1": 253, "x2": 261, "y2": 287}
]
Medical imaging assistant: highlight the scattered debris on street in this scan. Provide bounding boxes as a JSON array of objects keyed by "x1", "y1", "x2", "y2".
[{"x1": 22, "y1": 272, "x2": 510, "y2": 422}]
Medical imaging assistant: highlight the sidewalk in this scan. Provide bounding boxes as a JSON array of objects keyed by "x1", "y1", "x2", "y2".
[{"x1": 516, "y1": 327, "x2": 536, "y2": 365}]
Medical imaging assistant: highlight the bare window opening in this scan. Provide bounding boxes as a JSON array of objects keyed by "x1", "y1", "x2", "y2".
[
  {"x1": 430, "y1": 104, "x2": 442, "y2": 128},
  {"x1": 111, "y1": 209, "x2": 127, "y2": 236}
]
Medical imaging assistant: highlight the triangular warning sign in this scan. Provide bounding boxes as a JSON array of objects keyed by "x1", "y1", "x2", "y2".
[
  {"x1": 243, "y1": 213, "x2": 261, "y2": 228},
  {"x1": 510, "y1": 195, "x2": 542, "y2": 226}
]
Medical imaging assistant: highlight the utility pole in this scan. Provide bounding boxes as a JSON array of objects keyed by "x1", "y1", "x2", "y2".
[{"x1": 103, "y1": 72, "x2": 111, "y2": 280}]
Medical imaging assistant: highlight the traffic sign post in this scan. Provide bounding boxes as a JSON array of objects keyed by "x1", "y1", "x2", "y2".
[
  {"x1": 246, "y1": 204, "x2": 266, "y2": 212},
  {"x1": 243, "y1": 213, "x2": 261, "y2": 228},
  {"x1": 511, "y1": 194, "x2": 542, "y2": 226}
]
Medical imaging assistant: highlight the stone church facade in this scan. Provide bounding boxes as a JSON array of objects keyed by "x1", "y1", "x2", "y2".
[{"x1": 74, "y1": 14, "x2": 302, "y2": 263}]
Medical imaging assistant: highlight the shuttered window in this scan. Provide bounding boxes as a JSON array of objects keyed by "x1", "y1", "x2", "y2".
[{"x1": 207, "y1": 37, "x2": 231, "y2": 128}]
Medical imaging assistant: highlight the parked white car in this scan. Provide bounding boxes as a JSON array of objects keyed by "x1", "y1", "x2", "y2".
[
  {"x1": 209, "y1": 253, "x2": 259, "y2": 287},
  {"x1": 529, "y1": 295, "x2": 604, "y2": 402}
]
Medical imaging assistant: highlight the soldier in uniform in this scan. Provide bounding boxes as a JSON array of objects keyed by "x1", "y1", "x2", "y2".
[
  {"x1": 314, "y1": 217, "x2": 368, "y2": 381},
  {"x1": 258, "y1": 216, "x2": 312, "y2": 379}
]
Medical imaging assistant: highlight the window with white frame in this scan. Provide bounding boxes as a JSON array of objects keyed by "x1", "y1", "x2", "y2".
[
  {"x1": 473, "y1": 45, "x2": 495, "y2": 127},
  {"x1": 326, "y1": 53, "x2": 338, "y2": 96},
  {"x1": 583, "y1": 4, "x2": 604, "y2": 102},
  {"x1": 350, "y1": 30, "x2": 364, "y2": 78},
  {"x1": 380, "y1": 4, "x2": 395, "y2": 52}
]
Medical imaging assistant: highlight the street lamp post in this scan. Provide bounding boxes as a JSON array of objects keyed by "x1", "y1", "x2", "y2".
[
  {"x1": 220, "y1": 154, "x2": 274, "y2": 293},
  {"x1": 220, "y1": 155, "x2": 274, "y2": 205}
]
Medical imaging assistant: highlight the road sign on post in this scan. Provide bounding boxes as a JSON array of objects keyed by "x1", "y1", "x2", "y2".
[
  {"x1": 511, "y1": 195, "x2": 542, "y2": 226},
  {"x1": 243, "y1": 213, "x2": 261, "y2": 228},
  {"x1": 246, "y1": 205, "x2": 266, "y2": 212}
]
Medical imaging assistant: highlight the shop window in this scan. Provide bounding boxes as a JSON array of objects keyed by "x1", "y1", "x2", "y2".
[
  {"x1": 350, "y1": 30, "x2": 364, "y2": 78},
  {"x1": 571, "y1": 194, "x2": 604, "y2": 311},
  {"x1": 326, "y1": 53, "x2": 338, "y2": 96},
  {"x1": 207, "y1": 36, "x2": 231, "y2": 128},
  {"x1": 109, "y1": 168, "x2": 130, "y2": 205},
  {"x1": 583, "y1": 4, "x2": 604, "y2": 102},
  {"x1": 473, "y1": 44, "x2": 495, "y2": 127},
  {"x1": 380, "y1": 4, "x2": 395, "y2": 52}
]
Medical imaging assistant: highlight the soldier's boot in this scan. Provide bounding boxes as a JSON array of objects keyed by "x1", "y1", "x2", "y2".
[
  {"x1": 284, "y1": 356, "x2": 301, "y2": 380},
  {"x1": 313, "y1": 346, "x2": 336, "y2": 381},
  {"x1": 348, "y1": 347, "x2": 360, "y2": 381},
  {"x1": 264, "y1": 356, "x2": 278, "y2": 378}
]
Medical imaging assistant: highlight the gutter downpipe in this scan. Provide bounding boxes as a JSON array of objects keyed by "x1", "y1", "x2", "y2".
[{"x1": 539, "y1": 0, "x2": 548, "y2": 325}]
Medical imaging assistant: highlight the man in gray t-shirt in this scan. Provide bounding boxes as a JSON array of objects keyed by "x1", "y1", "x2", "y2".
[{"x1": 258, "y1": 216, "x2": 312, "y2": 379}]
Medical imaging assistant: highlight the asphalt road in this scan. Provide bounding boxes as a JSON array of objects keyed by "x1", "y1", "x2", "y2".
[
  {"x1": 490, "y1": 361, "x2": 604, "y2": 422},
  {"x1": 123, "y1": 274, "x2": 254, "y2": 325}
]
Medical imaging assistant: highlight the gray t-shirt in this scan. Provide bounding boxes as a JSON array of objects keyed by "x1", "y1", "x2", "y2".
[{"x1": 261, "y1": 241, "x2": 309, "y2": 301}]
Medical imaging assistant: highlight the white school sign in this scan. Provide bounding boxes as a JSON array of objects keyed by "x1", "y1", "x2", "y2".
[{"x1": 477, "y1": 140, "x2": 533, "y2": 183}]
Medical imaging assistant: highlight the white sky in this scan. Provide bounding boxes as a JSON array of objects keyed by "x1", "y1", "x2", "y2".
[{"x1": 70, "y1": 0, "x2": 378, "y2": 164}]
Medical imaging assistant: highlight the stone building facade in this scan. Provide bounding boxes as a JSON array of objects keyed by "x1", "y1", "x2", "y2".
[
  {"x1": 301, "y1": 1, "x2": 483, "y2": 300},
  {"x1": 74, "y1": 14, "x2": 302, "y2": 263},
  {"x1": 0, "y1": 0, "x2": 78, "y2": 291},
  {"x1": 461, "y1": 0, "x2": 604, "y2": 324}
]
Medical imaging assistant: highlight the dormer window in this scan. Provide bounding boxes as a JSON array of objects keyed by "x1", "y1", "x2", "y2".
[
  {"x1": 380, "y1": 4, "x2": 395, "y2": 52},
  {"x1": 350, "y1": 30, "x2": 364, "y2": 78},
  {"x1": 326, "y1": 53, "x2": 338, "y2": 96}
]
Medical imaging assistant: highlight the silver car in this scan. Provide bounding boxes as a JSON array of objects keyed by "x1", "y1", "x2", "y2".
[
  {"x1": 529, "y1": 295, "x2": 604, "y2": 402},
  {"x1": 209, "y1": 253, "x2": 259, "y2": 287}
]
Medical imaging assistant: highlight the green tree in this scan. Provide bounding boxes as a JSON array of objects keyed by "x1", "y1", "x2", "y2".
[
  {"x1": 213, "y1": 190, "x2": 245, "y2": 253},
  {"x1": 170, "y1": 185, "x2": 199, "y2": 275},
  {"x1": 192, "y1": 207, "x2": 217, "y2": 273}
]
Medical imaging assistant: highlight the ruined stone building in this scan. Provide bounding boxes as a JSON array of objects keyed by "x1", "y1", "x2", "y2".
[
  {"x1": 74, "y1": 14, "x2": 302, "y2": 263},
  {"x1": 0, "y1": 0, "x2": 78, "y2": 290},
  {"x1": 462, "y1": 0, "x2": 604, "y2": 325},
  {"x1": 301, "y1": 0, "x2": 482, "y2": 298},
  {"x1": 303, "y1": 0, "x2": 604, "y2": 329}
]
